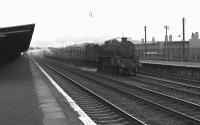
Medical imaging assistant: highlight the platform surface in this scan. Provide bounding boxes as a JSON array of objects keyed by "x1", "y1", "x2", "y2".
[
  {"x1": 141, "y1": 59, "x2": 200, "y2": 68},
  {"x1": 0, "y1": 56, "x2": 84, "y2": 125}
]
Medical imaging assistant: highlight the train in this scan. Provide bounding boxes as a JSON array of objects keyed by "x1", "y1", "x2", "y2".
[{"x1": 45, "y1": 37, "x2": 141, "y2": 75}]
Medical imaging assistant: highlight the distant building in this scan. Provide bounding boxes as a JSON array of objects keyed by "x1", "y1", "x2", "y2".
[
  {"x1": 135, "y1": 32, "x2": 200, "y2": 61},
  {"x1": 189, "y1": 32, "x2": 200, "y2": 48},
  {"x1": 169, "y1": 35, "x2": 172, "y2": 42},
  {"x1": 136, "y1": 32, "x2": 200, "y2": 53},
  {"x1": 196, "y1": 32, "x2": 198, "y2": 39},
  {"x1": 141, "y1": 38, "x2": 144, "y2": 43},
  {"x1": 152, "y1": 37, "x2": 155, "y2": 43},
  {"x1": 192, "y1": 32, "x2": 199, "y2": 39}
]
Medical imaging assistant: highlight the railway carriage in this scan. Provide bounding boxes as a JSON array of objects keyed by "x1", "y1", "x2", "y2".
[
  {"x1": 62, "y1": 47, "x2": 72, "y2": 59},
  {"x1": 85, "y1": 43, "x2": 99, "y2": 62},
  {"x1": 71, "y1": 45, "x2": 85, "y2": 60}
]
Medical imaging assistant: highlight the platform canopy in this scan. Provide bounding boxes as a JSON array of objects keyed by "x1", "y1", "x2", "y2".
[{"x1": 0, "y1": 24, "x2": 35, "y2": 53}]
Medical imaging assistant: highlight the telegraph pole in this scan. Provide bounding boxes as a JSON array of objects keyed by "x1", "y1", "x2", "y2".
[
  {"x1": 182, "y1": 17, "x2": 185, "y2": 61},
  {"x1": 144, "y1": 26, "x2": 147, "y2": 58},
  {"x1": 164, "y1": 26, "x2": 169, "y2": 60}
]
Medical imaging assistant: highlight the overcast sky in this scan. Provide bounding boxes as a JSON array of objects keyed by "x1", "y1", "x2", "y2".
[{"x1": 1, "y1": 0, "x2": 200, "y2": 47}]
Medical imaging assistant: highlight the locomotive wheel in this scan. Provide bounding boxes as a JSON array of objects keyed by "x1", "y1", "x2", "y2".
[
  {"x1": 122, "y1": 68, "x2": 127, "y2": 75},
  {"x1": 120, "y1": 68, "x2": 123, "y2": 75},
  {"x1": 125, "y1": 68, "x2": 129, "y2": 75},
  {"x1": 132, "y1": 68, "x2": 136, "y2": 76}
]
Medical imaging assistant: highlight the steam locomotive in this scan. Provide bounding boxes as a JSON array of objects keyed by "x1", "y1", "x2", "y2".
[{"x1": 46, "y1": 37, "x2": 141, "y2": 75}]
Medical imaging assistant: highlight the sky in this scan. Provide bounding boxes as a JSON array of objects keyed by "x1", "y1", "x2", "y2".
[{"x1": 1, "y1": 0, "x2": 200, "y2": 47}]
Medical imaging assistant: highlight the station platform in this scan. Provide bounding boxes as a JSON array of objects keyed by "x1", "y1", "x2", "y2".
[
  {"x1": 140, "y1": 59, "x2": 200, "y2": 80},
  {"x1": 0, "y1": 56, "x2": 89, "y2": 125},
  {"x1": 141, "y1": 59, "x2": 200, "y2": 68}
]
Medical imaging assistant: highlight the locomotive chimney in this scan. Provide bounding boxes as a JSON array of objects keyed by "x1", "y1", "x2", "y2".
[{"x1": 121, "y1": 37, "x2": 127, "y2": 41}]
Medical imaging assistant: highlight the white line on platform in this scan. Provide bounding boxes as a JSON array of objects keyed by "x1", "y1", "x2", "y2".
[{"x1": 33, "y1": 59, "x2": 97, "y2": 125}]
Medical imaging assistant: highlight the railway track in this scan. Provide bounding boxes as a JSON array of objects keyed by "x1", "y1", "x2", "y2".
[
  {"x1": 139, "y1": 71, "x2": 200, "y2": 85},
  {"x1": 97, "y1": 72, "x2": 200, "y2": 105},
  {"x1": 91, "y1": 75, "x2": 200, "y2": 121},
  {"x1": 34, "y1": 58, "x2": 146, "y2": 125},
  {"x1": 129, "y1": 74, "x2": 200, "y2": 102},
  {"x1": 39, "y1": 57, "x2": 200, "y2": 124}
]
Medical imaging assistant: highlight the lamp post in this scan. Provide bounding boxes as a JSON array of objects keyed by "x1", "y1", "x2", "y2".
[
  {"x1": 164, "y1": 26, "x2": 169, "y2": 60},
  {"x1": 182, "y1": 17, "x2": 185, "y2": 61},
  {"x1": 177, "y1": 18, "x2": 186, "y2": 61},
  {"x1": 144, "y1": 26, "x2": 147, "y2": 58}
]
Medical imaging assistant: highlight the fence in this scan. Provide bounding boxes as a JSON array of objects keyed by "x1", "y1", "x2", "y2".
[{"x1": 136, "y1": 48, "x2": 200, "y2": 62}]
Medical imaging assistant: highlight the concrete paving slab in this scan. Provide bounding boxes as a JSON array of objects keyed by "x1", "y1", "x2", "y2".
[
  {"x1": 44, "y1": 112, "x2": 66, "y2": 119},
  {"x1": 39, "y1": 103, "x2": 59, "y2": 108},
  {"x1": 39, "y1": 98, "x2": 57, "y2": 104},
  {"x1": 43, "y1": 118, "x2": 71, "y2": 125},
  {"x1": 42, "y1": 107, "x2": 62, "y2": 112}
]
